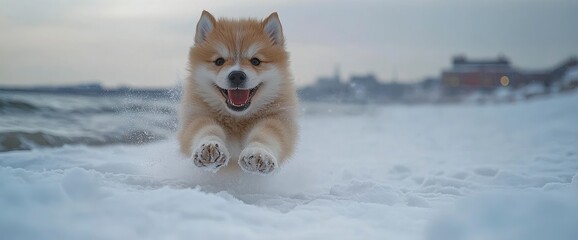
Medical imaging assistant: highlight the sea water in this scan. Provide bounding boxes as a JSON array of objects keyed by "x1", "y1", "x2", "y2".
[{"x1": 0, "y1": 90, "x2": 179, "y2": 152}]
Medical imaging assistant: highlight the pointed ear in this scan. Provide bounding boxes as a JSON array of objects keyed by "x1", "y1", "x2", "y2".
[
  {"x1": 263, "y1": 12, "x2": 284, "y2": 46},
  {"x1": 195, "y1": 10, "x2": 216, "y2": 45}
]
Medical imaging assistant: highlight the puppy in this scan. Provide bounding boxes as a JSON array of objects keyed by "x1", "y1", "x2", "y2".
[{"x1": 178, "y1": 11, "x2": 298, "y2": 175}]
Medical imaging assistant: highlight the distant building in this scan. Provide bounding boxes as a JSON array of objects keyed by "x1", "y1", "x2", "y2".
[
  {"x1": 559, "y1": 66, "x2": 578, "y2": 91},
  {"x1": 299, "y1": 71, "x2": 414, "y2": 104},
  {"x1": 549, "y1": 57, "x2": 578, "y2": 91},
  {"x1": 348, "y1": 74, "x2": 380, "y2": 103},
  {"x1": 442, "y1": 55, "x2": 518, "y2": 95},
  {"x1": 298, "y1": 66, "x2": 347, "y2": 102},
  {"x1": 441, "y1": 55, "x2": 578, "y2": 95},
  {"x1": 299, "y1": 56, "x2": 577, "y2": 104}
]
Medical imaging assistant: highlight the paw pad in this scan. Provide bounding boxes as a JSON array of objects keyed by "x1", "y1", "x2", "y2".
[
  {"x1": 239, "y1": 148, "x2": 277, "y2": 175},
  {"x1": 192, "y1": 141, "x2": 229, "y2": 172}
]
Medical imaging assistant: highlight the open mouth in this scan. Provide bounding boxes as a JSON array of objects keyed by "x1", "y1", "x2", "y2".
[{"x1": 216, "y1": 84, "x2": 261, "y2": 112}]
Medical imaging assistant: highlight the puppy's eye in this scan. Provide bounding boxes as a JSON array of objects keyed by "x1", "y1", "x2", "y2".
[
  {"x1": 250, "y1": 58, "x2": 261, "y2": 66},
  {"x1": 214, "y1": 58, "x2": 225, "y2": 66}
]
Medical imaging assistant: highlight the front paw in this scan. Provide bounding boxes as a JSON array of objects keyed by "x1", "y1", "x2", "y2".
[
  {"x1": 192, "y1": 141, "x2": 229, "y2": 172},
  {"x1": 239, "y1": 147, "x2": 278, "y2": 175}
]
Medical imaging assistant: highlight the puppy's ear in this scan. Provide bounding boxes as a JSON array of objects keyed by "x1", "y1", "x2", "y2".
[
  {"x1": 263, "y1": 12, "x2": 284, "y2": 46},
  {"x1": 195, "y1": 10, "x2": 216, "y2": 45}
]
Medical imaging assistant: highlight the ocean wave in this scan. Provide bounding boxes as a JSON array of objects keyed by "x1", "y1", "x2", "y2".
[
  {"x1": 0, "y1": 130, "x2": 167, "y2": 152},
  {"x1": 65, "y1": 105, "x2": 176, "y2": 115},
  {"x1": 0, "y1": 99, "x2": 40, "y2": 112},
  {"x1": 0, "y1": 98, "x2": 176, "y2": 115},
  {"x1": 121, "y1": 104, "x2": 176, "y2": 115}
]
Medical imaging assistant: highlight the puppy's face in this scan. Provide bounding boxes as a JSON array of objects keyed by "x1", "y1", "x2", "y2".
[{"x1": 189, "y1": 11, "x2": 289, "y2": 117}]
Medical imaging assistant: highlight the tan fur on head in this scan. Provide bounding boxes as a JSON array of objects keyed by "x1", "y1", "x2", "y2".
[{"x1": 178, "y1": 11, "x2": 298, "y2": 175}]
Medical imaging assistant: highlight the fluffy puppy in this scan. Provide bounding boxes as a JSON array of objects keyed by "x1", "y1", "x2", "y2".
[{"x1": 178, "y1": 11, "x2": 298, "y2": 175}]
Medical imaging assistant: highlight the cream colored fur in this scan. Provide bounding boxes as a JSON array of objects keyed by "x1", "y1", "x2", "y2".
[{"x1": 178, "y1": 11, "x2": 298, "y2": 175}]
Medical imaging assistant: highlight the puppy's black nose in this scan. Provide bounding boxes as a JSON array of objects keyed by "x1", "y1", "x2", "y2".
[{"x1": 228, "y1": 71, "x2": 247, "y2": 87}]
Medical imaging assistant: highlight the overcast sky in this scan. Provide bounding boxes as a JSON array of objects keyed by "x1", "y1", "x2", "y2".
[{"x1": 1, "y1": 0, "x2": 577, "y2": 88}]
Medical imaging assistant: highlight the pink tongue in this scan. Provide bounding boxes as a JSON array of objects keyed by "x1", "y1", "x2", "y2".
[{"x1": 227, "y1": 89, "x2": 250, "y2": 106}]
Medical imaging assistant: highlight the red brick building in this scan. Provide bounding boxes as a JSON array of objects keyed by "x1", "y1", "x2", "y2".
[
  {"x1": 442, "y1": 55, "x2": 578, "y2": 95},
  {"x1": 442, "y1": 55, "x2": 518, "y2": 94}
]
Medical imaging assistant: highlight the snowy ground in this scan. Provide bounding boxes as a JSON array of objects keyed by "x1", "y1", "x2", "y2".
[{"x1": 1, "y1": 94, "x2": 578, "y2": 240}]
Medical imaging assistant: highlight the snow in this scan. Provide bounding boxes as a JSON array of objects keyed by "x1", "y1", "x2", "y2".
[
  {"x1": 1, "y1": 93, "x2": 578, "y2": 239},
  {"x1": 561, "y1": 66, "x2": 578, "y2": 84}
]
